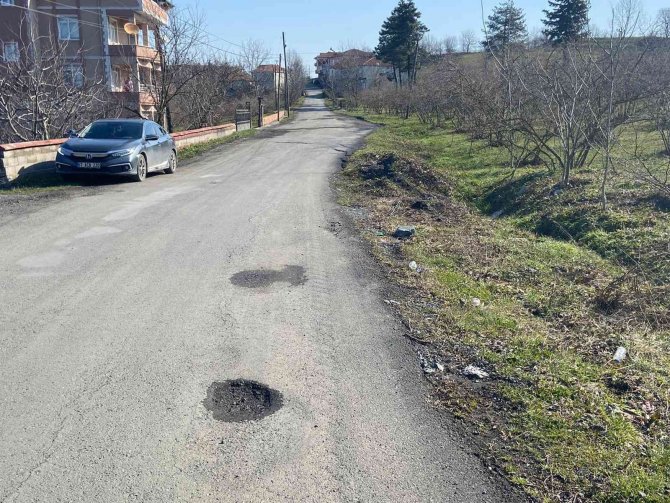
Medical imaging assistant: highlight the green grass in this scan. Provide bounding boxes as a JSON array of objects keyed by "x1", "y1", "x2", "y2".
[
  {"x1": 178, "y1": 128, "x2": 256, "y2": 161},
  {"x1": 336, "y1": 109, "x2": 670, "y2": 502}
]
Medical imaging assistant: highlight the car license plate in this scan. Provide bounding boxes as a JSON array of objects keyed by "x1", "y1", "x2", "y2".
[{"x1": 78, "y1": 162, "x2": 101, "y2": 169}]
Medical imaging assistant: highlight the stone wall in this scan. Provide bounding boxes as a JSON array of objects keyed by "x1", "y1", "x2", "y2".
[
  {"x1": 0, "y1": 139, "x2": 66, "y2": 183},
  {"x1": 171, "y1": 124, "x2": 237, "y2": 150},
  {"x1": 0, "y1": 110, "x2": 286, "y2": 183}
]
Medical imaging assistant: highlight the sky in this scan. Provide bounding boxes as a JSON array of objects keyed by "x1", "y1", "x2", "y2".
[{"x1": 181, "y1": 0, "x2": 668, "y2": 74}]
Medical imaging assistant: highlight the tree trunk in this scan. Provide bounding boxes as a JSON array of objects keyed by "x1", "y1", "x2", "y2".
[
  {"x1": 166, "y1": 105, "x2": 174, "y2": 133},
  {"x1": 407, "y1": 54, "x2": 412, "y2": 89}
]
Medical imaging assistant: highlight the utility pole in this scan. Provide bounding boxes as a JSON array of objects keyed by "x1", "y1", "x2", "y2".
[
  {"x1": 257, "y1": 96, "x2": 264, "y2": 127},
  {"x1": 277, "y1": 53, "x2": 282, "y2": 122},
  {"x1": 282, "y1": 32, "x2": 289, "y2": 118}
]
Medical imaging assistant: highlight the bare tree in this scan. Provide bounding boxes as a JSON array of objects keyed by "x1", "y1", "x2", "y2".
[
  {"x1": 527, "y1": 26, "x2": 548, "y2": 48},
  {"x1": 286, "y1": 50, "x2": 308, "y2": 106},
  {"x1": 170, "y1": 58, "x2": 249, "y2": 130},
  {"x1": 460, "y1": 30, "x2": 477, "y2": 53},
  {"x1": 657, "y1": 8, "x2": 670, "y2": 38},
  {"x1": 239, "y1": 39, "x2": 271, "y2": 95},
  {"x1": 0, "y1": 24, "x2": 108, "y2": 142},
  {"x1": 149, "y1": 7, "x2": 210, "y2": 131},
  {"x1": 650, "y1": 91, "x2": 670, "y2": 156},
  {"x1": 421, "y1": 34, "x2": 444, "y2": 56},
  {"x1": 620, "y1": 133, "x2": 670, "y2": 196},
  {"x1": 443, "y1": 35, "x2": 458, "y2": 53},
  {"x1": 590, "y1": 0, "x2": 648, "y2": 208}
]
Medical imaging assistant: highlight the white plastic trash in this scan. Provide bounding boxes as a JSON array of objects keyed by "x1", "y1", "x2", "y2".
[{"x1": 613, "y1": 346, "x2": 627, "y2": 363}]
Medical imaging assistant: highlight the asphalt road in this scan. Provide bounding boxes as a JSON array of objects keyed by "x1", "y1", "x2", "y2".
[{"x1": 0, "y1": 90, "x2": 520, "y2": 502}]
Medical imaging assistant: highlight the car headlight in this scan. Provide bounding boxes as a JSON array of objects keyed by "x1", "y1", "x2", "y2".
[
  {"x1": 110, "y1": 148, "x2": 134, "y2": 158},
  {"x1": 57, "y1": 146, "x2": 73, "y2": 156}
]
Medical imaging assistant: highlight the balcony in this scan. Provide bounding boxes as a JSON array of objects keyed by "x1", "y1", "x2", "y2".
[
  {"x1": 139, "y1": 0, "x2": 169, "y2": 25},
  {"x1": 108, "y1": 44, "x2": 159, "y2": 61},
  {"x1": 110, "y1": 90, "x2": 157, "y2": 106}
]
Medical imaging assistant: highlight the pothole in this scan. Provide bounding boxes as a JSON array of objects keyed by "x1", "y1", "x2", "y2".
[
  {"x1": 230, "y1": 265, "x2": 307, "y2": 288},
  {"x1": 204, "y1": 380, "x2": 283, "y2": 422}
]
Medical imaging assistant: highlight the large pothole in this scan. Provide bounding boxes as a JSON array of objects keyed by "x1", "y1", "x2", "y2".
[
  {"x1": 230, "y1": 265, "x2": 307, "y2": 288},
  {"x1": 203, "y1": 380, "x2": 283, "y2": 422}
]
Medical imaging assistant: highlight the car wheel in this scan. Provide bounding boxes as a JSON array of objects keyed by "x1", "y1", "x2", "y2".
[
  {"x1": 133, "y1": 154, "x2": 147, "y2": 182},
  {"x1": 164, "y1": 151, "x2": 177, "y2": 174}
]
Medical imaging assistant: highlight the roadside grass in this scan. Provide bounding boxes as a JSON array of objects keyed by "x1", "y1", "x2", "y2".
[
  {"x1": 177, "y1": 128, "x2": 256, "y2": 161},
  {"x1": 335, "y1": 111, "x2": 670, "y2": 501}
]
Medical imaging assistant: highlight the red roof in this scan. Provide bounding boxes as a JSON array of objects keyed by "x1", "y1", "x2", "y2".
[
  {"x1": 255, "y1": 64, "x2": 285, "y2": 73},
  {"x1": 315, "y1": 49, "x2": 390, "y2": 68},
  {"x1": 315, "y1": 51, "x2": 338, "y2": 59}
]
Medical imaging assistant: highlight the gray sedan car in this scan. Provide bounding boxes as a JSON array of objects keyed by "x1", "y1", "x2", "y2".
[{"x1": 56, "y1": 119, "x2": 177, "y2": 182}]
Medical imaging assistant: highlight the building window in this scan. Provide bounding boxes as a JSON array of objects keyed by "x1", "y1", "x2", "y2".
[
  {"x1": 0, "y1": 0, "x2": 16, "y2": 6},
  {"x1": 148, "y1": 29, "x2": 156, "y2": 49},
  {"x1": 137, "y1": 26, "x2": 145, "y2": 46},
  {"x1": 58, "y1": 16, "x2": 80, "y2": 41},
  {"x1": 63, "y1": 64, "x2": 84, "y2": 87},
  {"x1": 108, "y1": 18, "x2": 120, "y2": 45},
  {"x1": 111, "y1": 67, "x2": 122, "y2": 90},
  {"x1": 3, "y1": 41, "x2": 19, "y2": 62}
]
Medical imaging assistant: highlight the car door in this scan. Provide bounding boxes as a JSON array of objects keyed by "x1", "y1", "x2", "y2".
[
  {"x1": 143, "y1": 122, "x2": 161, "y2": 170},
  {"x1": 157, "y1": 125, "x2": 171, "y2": 166}
]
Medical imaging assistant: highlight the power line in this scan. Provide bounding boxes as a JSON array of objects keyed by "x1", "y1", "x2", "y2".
[
  {"x1": 22, "y1": 1, "x2": 251, "y2": 58},
  {"x1": 9, "y1": 4, "x2": 116, "y2": 31},
  {"x1": 8, "y1": 2, "x2": 282, "y2": 66}
]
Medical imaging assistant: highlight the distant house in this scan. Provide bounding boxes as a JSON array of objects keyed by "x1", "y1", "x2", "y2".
[
  {"x1": 252, "y1": 64, "x2": 285, "y2": 93},
  {"x1": 228, "y1": 68, "x2": 253, "y2": 97},
  {"x1": 315, "y1": 49, "x2": 392, "y2": 91},
  {"x1": 314, "y1": 50, "x2": 339, "y2": 77}
]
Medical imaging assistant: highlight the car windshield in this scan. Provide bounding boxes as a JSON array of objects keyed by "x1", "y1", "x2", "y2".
[{"x1": 79, "y1": 122, "x2": 143, "y2": 140}]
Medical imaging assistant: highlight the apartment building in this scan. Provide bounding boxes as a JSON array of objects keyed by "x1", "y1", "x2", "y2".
[
  {"x1": 0, "y1": 0, "x2": 171, "y2": 120},
  {"x1": 315, "y1": 49, "x2": 392, "y2": 91}
]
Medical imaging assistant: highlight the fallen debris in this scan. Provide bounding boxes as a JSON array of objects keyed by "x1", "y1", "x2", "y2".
[
  {"x1": 418, "y1": 352, "x2": 446, "y2": 375},
  {"x1": 463, "y1": 365, "x2": 490, "y2": 379},
  {"x1": 409, "y1": 261, "x2": 418, "y2": 271},
  {"x1": 471, "y1": 298, "x2": 482, "y2": 307},
  {"x1": 613, "y1": 346, "x2": 627, "y2": 363},
  {"x1": 394, "y1": 226, "x2": 416, "y2": 238},
  {"x1": 411, "y1": 199, "x2": 430, "y2": 210}
]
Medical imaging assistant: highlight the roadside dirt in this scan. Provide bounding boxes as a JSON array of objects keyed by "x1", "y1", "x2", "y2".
[
  {"x1": 0, "y1": 185, "x2": 109, "y2": 227},
  {"x1": 329, "y1": 166, "x2": 530, "y2": 503}
]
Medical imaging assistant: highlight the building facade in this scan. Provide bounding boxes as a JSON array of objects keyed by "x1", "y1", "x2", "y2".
[
  {"x1": 252, "y1": 64, "x2": 285, "y2": 94},
  {"x1": 0, "y1": 0, "x2": 171, "y2": 120},
  {"x1": 314, "y1": 49, "x2": 392, "y2": 92}
]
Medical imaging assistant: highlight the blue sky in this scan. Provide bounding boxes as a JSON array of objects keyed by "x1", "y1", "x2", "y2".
[{"x1": 183, "y1": 0, "x2": 667, "y2": 73}]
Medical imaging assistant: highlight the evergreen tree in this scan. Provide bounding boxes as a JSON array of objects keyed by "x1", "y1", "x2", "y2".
[
  {"x1": 542, "y1": 0, "x2": 590, "y2": 45},
  {"x1": 374, "y1": 0, "x2": 428, "y2": 86},
  {"x1": 482, "y1": 0, "x2": 528, "y2": 52}
]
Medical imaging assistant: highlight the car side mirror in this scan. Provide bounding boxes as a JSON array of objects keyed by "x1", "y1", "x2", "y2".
[
  {"x1": 65, "y1": 128, "x2": 78, "y2": 138},
  {"x1": 145, "y1": 134, "x2": 159, "y2": 141}
]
